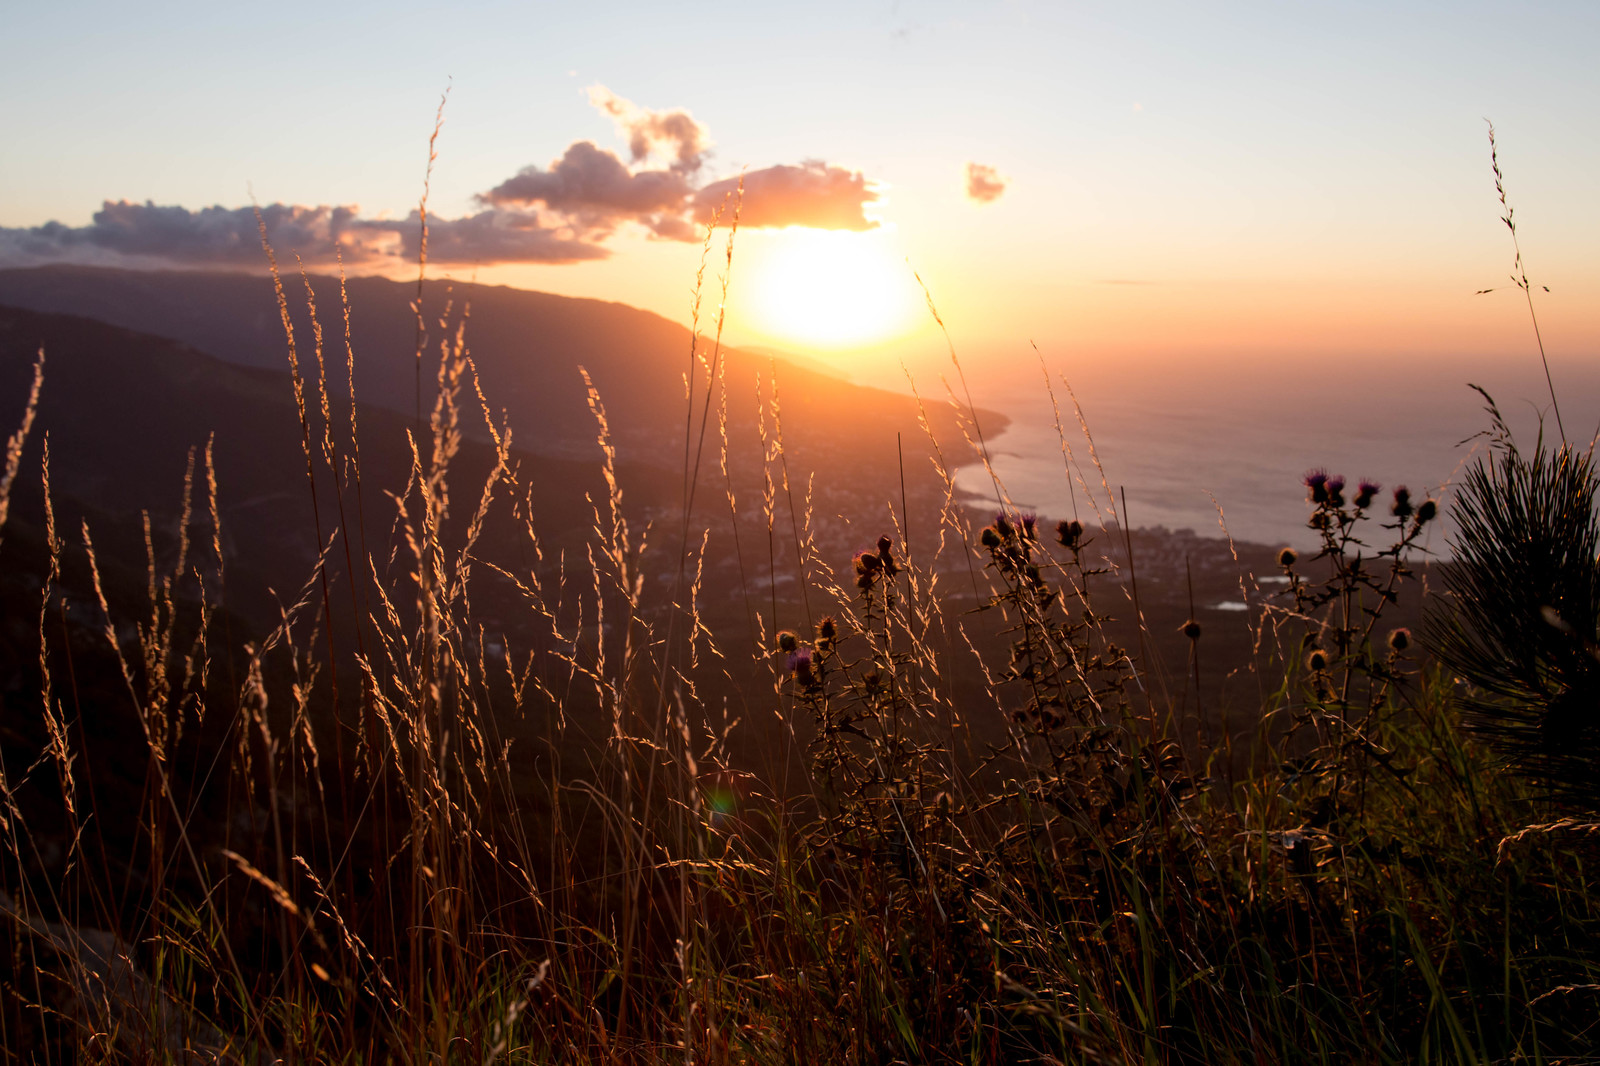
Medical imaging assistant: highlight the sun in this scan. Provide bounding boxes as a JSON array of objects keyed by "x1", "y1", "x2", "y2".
[{"x1": 741, "y1": 229, "x2": 923, "y2": 350}]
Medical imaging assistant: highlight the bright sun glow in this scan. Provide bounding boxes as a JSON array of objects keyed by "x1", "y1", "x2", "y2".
[{"x1": 742, "y1": 229, "x2": 924, "y2": 349}]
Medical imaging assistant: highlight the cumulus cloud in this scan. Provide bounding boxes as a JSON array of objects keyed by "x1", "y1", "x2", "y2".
[
  {"x1": 0, "y1": 202, "x2": 359, "y2": 268},
  {"x1": 694, "y1": 162, "x2": 879, "y2": 231},
  {"x1": 1, "y1": 90, "x2": 885, "y2": 272},
  {"x1": 0, "y1": 199, "x2": 605, "y2": 270},
  {"x1": 587, "y1": 85, "x2": 710, "y2": 174},
  {"x1": 479, "y1": 141, "x2": 693, "y2": 239},
  {"x1": 964, "y1": 162, "x2": 1007, "y2": 204}
]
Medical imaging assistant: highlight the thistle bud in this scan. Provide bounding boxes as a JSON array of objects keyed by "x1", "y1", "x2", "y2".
[
  {"x1": 1387, "y1": 627, "x2": 1411, "y2": 653},
  {"x1": 1278, "y1": 547, "x2": 1298, "y2": 568},
  {"x1": 1391, "y1": 485, "x2": 1412, "y2": 519},
  {"x1": 817, "y1": 616, "x2": 837, "y2": 642},
  {"x1": 1056, "y1": 519, "x2": 1083, "y2": 548},
  {"x1": 777, "y1": 630, "x2": 798, "y2": 653},
  {"x1": 1355, "y1": 479, "x2": 1380, "y2": 510},
  {"x1": 1306, "y1": 648, "x2": 1329, "y2": 672},
  {"x1": 1416, "y1": 499, "x2": 1437, "y2": 524},
  {"x1": 1180, "y1": 618, "x2": 1202, "y2": 641},
  {"x1": 981, "y1": 526, "x2": 1002, "y2": 549}
]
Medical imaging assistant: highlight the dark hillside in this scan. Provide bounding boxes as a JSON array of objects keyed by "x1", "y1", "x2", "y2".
[
  {"x1": 0, "y1": 304, "x2": 664, "y2": 633},
  {"x1": 0, "y1": 265, "x2": 1000, "y2": 482}
]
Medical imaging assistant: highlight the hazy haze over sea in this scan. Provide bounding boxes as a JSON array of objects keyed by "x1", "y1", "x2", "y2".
[{"x1": 945, "y1": 350, "x2": 1600, "y2": 549}]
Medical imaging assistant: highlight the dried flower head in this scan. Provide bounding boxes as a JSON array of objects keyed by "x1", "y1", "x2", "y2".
[{"x1": 816, "y1": 615, "x2": 837, "y2": 642}]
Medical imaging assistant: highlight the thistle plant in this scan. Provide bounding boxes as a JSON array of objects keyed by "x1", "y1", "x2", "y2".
[
  {"x1": 1271, "y1": 466, "x2": 1436, "y2": 824},
  {"x1": 973, "y1": 510, "x2": 1144, "y2": 803}
]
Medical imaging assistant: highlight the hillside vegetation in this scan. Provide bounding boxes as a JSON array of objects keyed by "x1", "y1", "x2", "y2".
[{"x1": 0, "y1": 256, "x2": 1595, "y2": 1065}]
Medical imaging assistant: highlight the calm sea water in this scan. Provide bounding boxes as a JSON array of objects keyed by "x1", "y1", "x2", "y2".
[{"x1": 949, "y1": 353, "x2": 1599, "y2": 549}]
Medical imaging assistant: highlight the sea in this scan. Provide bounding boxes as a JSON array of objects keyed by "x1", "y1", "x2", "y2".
[{"x1": 944, "y1": 352, "x2": 1600, "y2": 550}]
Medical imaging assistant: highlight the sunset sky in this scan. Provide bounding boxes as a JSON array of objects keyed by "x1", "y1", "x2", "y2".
[{"x1": 4, "y1": 0, "x2": 1597, "y2": 391}]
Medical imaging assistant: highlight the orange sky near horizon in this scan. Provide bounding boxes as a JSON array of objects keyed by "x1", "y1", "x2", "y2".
[{"x1": 460, "y1": 216, "x2": 1599, "y2": 396}]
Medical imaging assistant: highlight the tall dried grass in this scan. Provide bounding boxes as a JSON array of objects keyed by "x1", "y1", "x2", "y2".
[{"x1": 0, "y1": 151, "x2": 1595, "y2": 1065}]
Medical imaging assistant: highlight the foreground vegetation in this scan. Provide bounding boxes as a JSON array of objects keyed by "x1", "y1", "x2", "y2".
[{"x1": 0, "y1": 245, "x2": 1598, "y2": 1065}]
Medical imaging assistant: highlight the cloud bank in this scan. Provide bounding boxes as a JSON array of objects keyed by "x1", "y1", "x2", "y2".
[
  {"x1": 0, "y1": 200, "x2": 606, "y2": 269},
  {"x1": 0, "y1": 87, "x2": 882, "y2": 271},
  {"x1": 965, "y1": 162, "x2": 1007, "y2": 204}
]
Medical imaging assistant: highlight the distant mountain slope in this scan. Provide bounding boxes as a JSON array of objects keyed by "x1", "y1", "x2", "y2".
[
  {"x1": 0, "y1": 303, "x2": 661, "y2": 630},
  {"x1": 0, "y1": 266, "x2": 1000, "y2": 481}
]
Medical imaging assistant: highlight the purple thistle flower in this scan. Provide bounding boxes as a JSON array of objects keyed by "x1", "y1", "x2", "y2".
[
  {"x1": 1391, "y1": 485, "x2": 1413, "y2": 519},
  {"x1": 1325, "y1": 475, "x2": 1346, "y2": 506},
  {"x1": 1019, "y1": 512, "x2": 1038, "y2": 539},
  {"x1": 1355, "y1": 479, "x2": 1381, "y2": 509},
  {"x1": 1304, "y1": 468, "x2": 1329, "y2": 504},
  {"x1": 787, "y1": 646, "x2": 815, "y2": 682}
]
